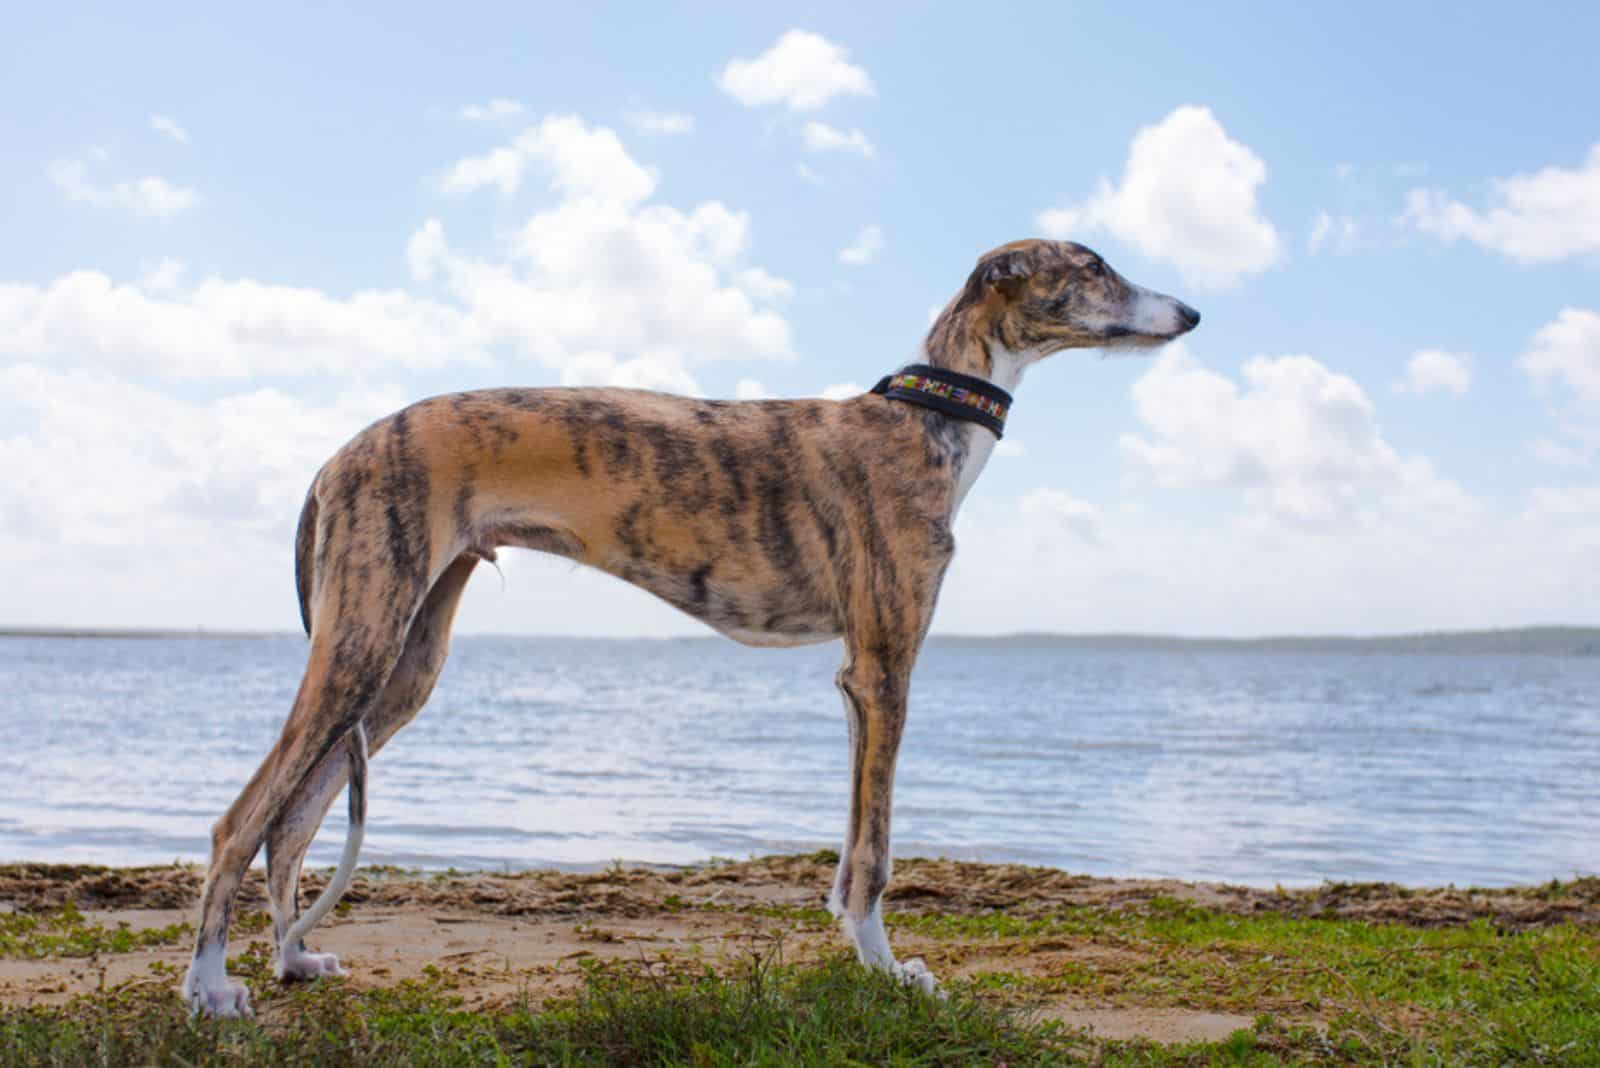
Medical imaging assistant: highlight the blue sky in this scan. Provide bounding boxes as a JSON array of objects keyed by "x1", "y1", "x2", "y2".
[{"x1": 2, "y1": 3, "x2": 1597, "y2": 635}]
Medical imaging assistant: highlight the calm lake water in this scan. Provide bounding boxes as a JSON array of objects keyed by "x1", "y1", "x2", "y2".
[{"x1": 2, "y1": 635, "x2": 1596, "y2": 887}]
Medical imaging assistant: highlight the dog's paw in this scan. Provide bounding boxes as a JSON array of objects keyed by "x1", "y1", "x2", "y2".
[
  {"x1": 892, "y1": 957, "x2": 942, "y2": 997},
  {"x1": 183, "y1": 974, "x2": 253, "y2": 1019},
  {"x1": 276, "y1": 949, "x2": 347, "y2": 982}
]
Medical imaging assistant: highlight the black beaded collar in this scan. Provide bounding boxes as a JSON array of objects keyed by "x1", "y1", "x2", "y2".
[{"x1": 869, "y1": 363, "x2": 1012, "y2": 439}]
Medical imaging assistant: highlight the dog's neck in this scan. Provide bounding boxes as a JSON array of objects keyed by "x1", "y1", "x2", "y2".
[
  {"x1": 914, "y1": 288, "x2": 1041, "y2": 516},
  {"x1": 951, "y1": 344, "x2": 1030, "y2": 513},
  {"x1": 912, "y1": 338, "x2": 1034, "y2": 517}
]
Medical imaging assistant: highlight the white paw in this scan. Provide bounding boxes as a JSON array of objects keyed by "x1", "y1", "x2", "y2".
[
  {"x1": 183, "y1": 971, "x2": 253, "y2": 1019},
  {"x1": 276, "y1": 949, "x2": 347, "y2": 982},
  {"x1": 892, "y1": 957, "x2": 941, "y2": 996}
]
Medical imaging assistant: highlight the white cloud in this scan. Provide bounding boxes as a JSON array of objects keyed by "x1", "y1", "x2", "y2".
[
  {"x1": 560, "y1": 352, "x2": 703, "y2": 396},
  {"x1": 422, "y1": 116, "x2": 794, "y2": 377},
  {"x1": 928, "y1": 358, "x2": 1600, "y2": 636},
  {"x1": 936, "y1": 476, "x2": 1598, "y2": 638},
  {"x1": 1520, "y1": 308, "x2": 1600, "y2": 406},
  {"x1": 1519, "y1": 308, "x2": 1600, "y2": 466},
  {"x1": 1308, "y1": 211, "x2": 1359, "y2": 255},
  {"x1": 1037, "y1": 106, "x2": 1281, "y2": 290},
  {"x1": 439, "y1": 145, "x2": 526, "y2": 196},
  {"x1": 796, "y1": 163, "x2": 825, "y2": 186},
  {"x1": 405, "y1": 218, "x2": 449, "y2": 282},
  {"x1": 838, "y1": 223, "x2": 883, "y2": 266},
  {"x1": 459, "y1": 98, "x2": 524, "y2": 122},
  {"x1": 625, "y1": 109, "x2": 694, "y2": 135},
  {"x1": 0, "y1": 364, "x2": 404, "y2": 547},
  {"x1": 735, "y1": 266, "x2": 794, "y2": 302},
  {"x1": 1395, "y1": 349, "x2": 1472, "y2": 396},
  {"x1": 820, "y1": 381, "x2": 866, "y2": 400},
  {"x1": 0, "y1": 269, "x2": 480, "y2": 379},
  {"x1": 0, "y1": 365, "x2": 418, "y2": 629},
  {"x1": 802, "y1": 121, "x2": 874, "y2": 158},
  {"x1": 149, "y1": 114, "x2": 189, "y2": 144},
  {"x1": 734, "y1": 378, "x2": 772, "y2": 400},
  {"x1": 440, "y1": 114, "x2": 657, "y2": 202},
  {"x1": 49, "y1": 157, "x2": 197, "y2": 219},
  {"x1": 138, "y1": 257, "x2": 187, "y2": 294},
  {"x1": 1402, "y1": 145, "x2": 1600, "y2": 263},
  {"x1": 717, "y1": 30, "x2": 875, "y2": 112},
  {"x1": 1020, "y1": 488, "x2": 1102, "y2": 545},
  {"x1": 1120, "y1": 345, "x2": 1469, "y2": 527},
  {"x1": 1528, "y1": 484, "x2": 1600, "y2": 519},
  {"x1": 1531, "y1": 436, "x2": 1592, "y2": 469},
  {"x1": 10, "y1": 114, "x2": 792, "y2": 395}
]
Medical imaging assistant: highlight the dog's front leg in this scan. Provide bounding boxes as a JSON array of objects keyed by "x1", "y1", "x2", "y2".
[{"x1": 828, "y1": 650, "x2": 937, "y2": 994}]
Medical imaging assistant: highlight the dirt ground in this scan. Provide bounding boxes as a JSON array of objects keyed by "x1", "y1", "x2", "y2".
[{"x1": 4, "y1": 855, "x2": 1597, "y2": 1045}]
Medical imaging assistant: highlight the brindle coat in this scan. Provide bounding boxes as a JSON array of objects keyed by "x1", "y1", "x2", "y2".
[{"x1": 182, "y1": 239, "x2": 1199, "y2": 1015}]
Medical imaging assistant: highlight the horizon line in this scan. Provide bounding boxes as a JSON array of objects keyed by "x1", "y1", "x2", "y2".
[{"x1": 3, "y1": 623, "x2": 1598, "y2": 643}]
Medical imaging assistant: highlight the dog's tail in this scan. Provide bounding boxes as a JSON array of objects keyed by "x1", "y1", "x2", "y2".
[
  {"x1": 293, "y1": 483, "x2": 319, "y2": 637},
  {"x1": 282, "y1": 721, "x2": 368, "y2": 952}
]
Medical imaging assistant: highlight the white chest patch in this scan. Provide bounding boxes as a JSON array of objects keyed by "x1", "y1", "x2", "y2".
[{"x1": 949, "y1": 347, "x2": 1031, "y2": 518}]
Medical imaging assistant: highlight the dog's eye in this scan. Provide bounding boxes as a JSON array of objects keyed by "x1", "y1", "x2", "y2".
[{"x1": 1086, "y1": 260, "x2": 1106, "y2": 277}]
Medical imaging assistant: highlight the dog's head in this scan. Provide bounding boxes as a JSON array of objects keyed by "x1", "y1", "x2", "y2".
[{"x1": 929, "y1": 239, "x2": 1199, "y2": 367}]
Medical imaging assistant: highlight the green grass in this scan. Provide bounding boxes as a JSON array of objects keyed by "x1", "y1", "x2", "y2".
[
  {"x1": 888, "y1": 899, "x2": 1600, "y2": 1063},
  {"x1": 0, "y1": 901, "x2": 191, "y2": 959}
]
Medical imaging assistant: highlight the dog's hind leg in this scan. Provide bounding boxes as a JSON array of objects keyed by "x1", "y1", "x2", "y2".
[
  {"x1": 182, "y1": 483, "x2": 450, "y2": 1015},
  {"x1": 264, "y1": 553, "x2": 478, "y2": 981},
  {"x1": 182, "y1": 618, "x2": 414, "y2": 1017},
  {"x1": 828, "y1": 619, "x2": 940, "y2": 995}
]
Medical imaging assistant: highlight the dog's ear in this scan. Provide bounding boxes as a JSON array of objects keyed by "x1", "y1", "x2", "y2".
[{"x1": 976, "y1": 248, "x2": 1033, "y2": 300}]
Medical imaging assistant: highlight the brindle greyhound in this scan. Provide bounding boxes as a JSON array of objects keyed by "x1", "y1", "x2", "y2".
[{"x1": 182, "y1": 238, "x2": 1199, "y2": 1016}]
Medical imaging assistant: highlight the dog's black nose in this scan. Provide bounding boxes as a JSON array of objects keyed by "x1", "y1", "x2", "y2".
[{"x1": 1177, "y1": 302, "x2": 1201, "y2": 329}]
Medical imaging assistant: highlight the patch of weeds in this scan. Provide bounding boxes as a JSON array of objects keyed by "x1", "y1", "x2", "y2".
[
  {"x1": 354, "y1": 864, "x2": 419, "y2": 878},
  {"x1": 0, "y1": 863, "x2": 119, "y2": 882},
  {"x1": 233, "y1": 909, "x2": 272, "y2": 934},
  {"x1": 1517, "y1": 875, "x2": 1600, "y2": 903},
  {"x1": 734, "y1": 904, "x2": 833, "y2": 926},
  {"x1": 573, "y1": 924, "x2": 623, "y2": 944},
  {"x1": 886, "y1": 898, "x2": 1600, "y2": 1062},
  {"x1": 0, "y1": 902, "x2": 191, "y2": 959},
  {"x1": 0, "y1": 950, "x2": 1080, "y2": 1066},
  {"x1": 225, "y1": 937, "x2": 276, "y2": 987}
]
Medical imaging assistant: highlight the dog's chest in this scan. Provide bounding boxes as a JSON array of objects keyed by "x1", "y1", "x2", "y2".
[{"x1": 612, "y1": 558, "x2": 840, "y2": 647}]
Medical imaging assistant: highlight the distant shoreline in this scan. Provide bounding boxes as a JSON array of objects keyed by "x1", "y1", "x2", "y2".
[
  {"x1": 3, "y1": 624, "x2": 1598, "y2": 655},
  {"x1": 931, "y1": 626, "x2": 1600, "y2": 656},
  {"x1": 0, "y1": 627, "x2": 299, "y2": 641}
]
